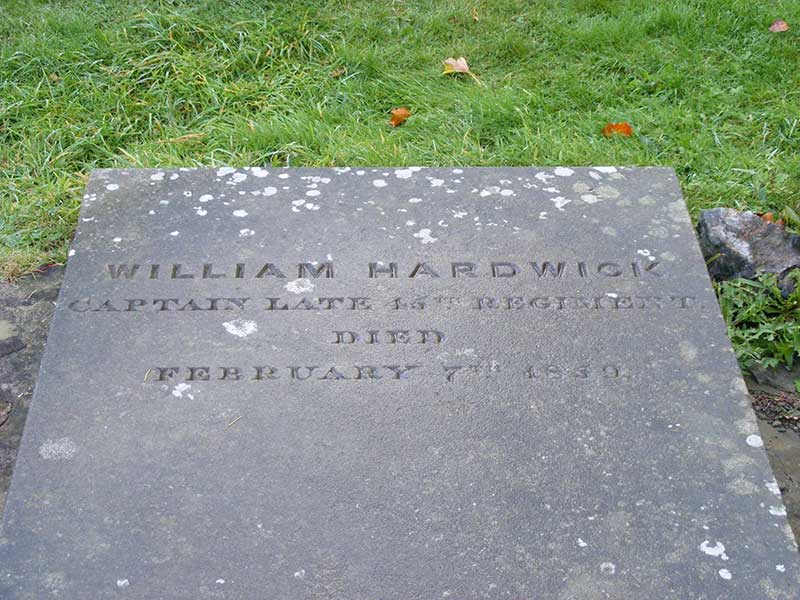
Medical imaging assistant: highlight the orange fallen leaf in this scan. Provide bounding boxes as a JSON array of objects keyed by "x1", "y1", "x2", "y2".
[
  {"x1": 389, "y1": 107, "x2": 412, "y2": 127},
  {"x1": 602, "y1": 122, "x2": 634, "y2": 138},
  {"x1": 762, "y1": 212, "x2": 776, "y2": 222},
  {"x1": 769, "y1": 19, "x2": 789, "y2": 32}
]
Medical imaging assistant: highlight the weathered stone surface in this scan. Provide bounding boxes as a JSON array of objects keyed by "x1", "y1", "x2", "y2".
[
  {"x1": 697, "y1": 207, "x2": 800, "y2": 293},
  {"x1": 1, "y1": 167, "x2": 798, "y2": 598},
  {"x1": 0, "y1": 266, "x2": 62, "y2": 516}
]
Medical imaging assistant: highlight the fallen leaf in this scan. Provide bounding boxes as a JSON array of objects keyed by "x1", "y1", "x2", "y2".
[
  {"x1": 389, "y1": 107, "x2": 412, "y2": 127},
  {"x1": 472, "y1": 7, "x2": 479, "y2": 21},
  {"x1": 443, "y1": 57, "x2": 471, "y2": 74},
  {"x1": 443, "y1": 57, "x2": 482, "y2": 84},
  {"x1": 769, "y1": 19, "x2": 789, "y2": 32},
  {"x1": 330, "y1": 66, "x2": 346, "y2": 78},
  {"x1": 762, "y1": 212, "x2": 776, "y2": 223},
  {"x1": 602, "y1": 122, "x2": 634, "y2": 138}
]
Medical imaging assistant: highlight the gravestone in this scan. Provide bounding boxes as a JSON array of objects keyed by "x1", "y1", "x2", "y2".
[{"x1": 1, "y1": 167, "x2": 798, "y2": 598}]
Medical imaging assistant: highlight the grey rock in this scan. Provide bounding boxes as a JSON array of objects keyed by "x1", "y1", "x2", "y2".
[{"x1": 696, "y1": 207, "x2": 800, "y2": 293}]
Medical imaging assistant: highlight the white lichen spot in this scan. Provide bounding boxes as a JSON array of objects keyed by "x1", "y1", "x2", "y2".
[
  {"x1": 286, "y1": 278, "x2": 315, "y2": 294},
  {"x1": 169, "y1": 173, "x2": 179, "y2": 180},
  {"x1": 766, "y1": 480, "x2": 781, "y2": 496},
  {"x1": 551, "y1": 197, "x2": 571, "y2": 211},
  {"x1": 230, "y1": 172, "x2": 247, "y2": 184},
  {"x1": 769, "y1": 505, "x2": 787, "y2": 516},
  {"x1": 306, "y1": 189, "x2": 320, "y2": 197},
  {"x1": 223, "y1": 319, "x2": 257, "y2": 338},
  {"x1": 39, "y1": 437, "x2": 77, "y2": 461},
  {"x1": 293, "y1": 569, "x2": 306, "y2": 579},
  {"x1": 413, "y1": 228, "x2": 437, "y2": 244},
  {"x1": 595, "y1": 166, "x2": 617, "y2": 173},
  {"x1": 199, "y1": 194, "x2": 213, "y2": 203},
  {"x1": 372, "y1": 179, "x2": 387, "y2": 188},
  {"x1": 215, "y1": 578, "x2": 225, "y2": 584},
  {"x1": 170, "y1": 231, "x2": 179, "y2": 236},
  {"x1": 263, "y1": 186, "x2": 278, "y2": 196},
  {"x1": 408, "y1": 197, "x2": 422, "y2": 204},
  {"x1": 581, "y1": 194, "x2": 601, "y2": 204},
  {"x1": 599, "y1": 562, "x2": 616, "y2": 575},
  {"x1": 106, "y1": 183, "x2": 119, "y2": 191},
  {"x1": 116, "y1": 579, "x2": 130, "y2": 589},
  {"x1": 776, "y1": 564, "x2": 785, "y2": 572},
  {"x1": 554, "y1": 167, "x2": 574, "y2": 177},
  {"x1": 305, "y1": 203, "x2": 320, "y2": 210},
  {"x1": 538, "y1": 211, "x2": 548, "y2": 220},
  {"x1": 252, "y1": 167, "x2": 268, "y2": 178},
  {"x1": 479, "y1": 186, "x2": 512, "y2": 198},
  {"x1": 232, "y1": 209, "x2": 248, "y2": 218},
  {"x1": 171, "y1": 383, "x2": 194, "y2": 399},
  {"x1": 577, "y1": 538, "x2": 588, "y2": 548},
  {"x1": 699, "y1": 541, "x2": 728, "y2": 560},
  {"x1": 452, "y1": 168, "x2": 464, "y2": 174},
  {"x1": 718, "y1": 568, "x2": 732, "y2": 580},
  {"x1": 429, "y1": 178, "x2": 445, "y2": 187},
  {"x1": 239, "y1": 229, "x2": 255, "y2": 237},
  {"x1": 395, "y1": 169, "x2": 413, "y2": 179},
  {"x1": 183, "y1": 191, "x2": 192, "y2": 197},
  {"x1": 150, "y1": 172, "x2": 165, "y2": 181},
  {"x1": 746, "y1": 434, "x2": 764, "y2": 448},
  {"x1": 216, "y1": 167, "x2": 236, "y2": 177},
  {"x1": 195, "y1": 207, "x2": 208, "y2": 216},
  {"x1": 278, "y1": 173, "x2": 290, "y2": 179},
  {"x1": 68, "y1": 249, "x2": 76, "y2": 257},
  {"x1": 112, "y1": 237, "x2": 122, "y2": 243}
]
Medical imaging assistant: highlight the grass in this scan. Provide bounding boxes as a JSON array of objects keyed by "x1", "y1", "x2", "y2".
[
  {"x1": 717, "y1": 273, "x2": 800, "y2": 377},
  {"x1": 1, "y1": 0, "x2": 799, "y2": 278}
]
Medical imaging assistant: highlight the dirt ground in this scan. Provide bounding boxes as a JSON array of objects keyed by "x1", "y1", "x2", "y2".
[{"x1": 1, "y1": 266, "x2": 799, "y2": 543}]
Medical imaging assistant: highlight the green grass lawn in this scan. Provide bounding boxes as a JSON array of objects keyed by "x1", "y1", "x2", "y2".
[{"x1": 1, "y1": 0, "x2": 799, "y2": 279}]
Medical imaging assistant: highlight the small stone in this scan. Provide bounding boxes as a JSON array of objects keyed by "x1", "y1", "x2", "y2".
[{"x1": 696, "y1": 207, "x2": 800, "y2": 294}]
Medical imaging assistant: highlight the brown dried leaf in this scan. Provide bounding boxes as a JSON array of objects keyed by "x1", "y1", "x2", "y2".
[
  {"x1": 330, "y1": 66, "x2": 346, "y2": 78},
  {"x1": 389, "y1": 107, "x2": 412, "y2": 127},
  {"x1": 769, "y1": 19, "x2": 789, "y2": 32},
  {"x1": 472, "y1": 7, "x2": 479, "y2": 22}
]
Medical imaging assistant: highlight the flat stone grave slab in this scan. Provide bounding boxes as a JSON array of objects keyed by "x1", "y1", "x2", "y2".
[{"x1": 1, "y1": 167, "x2": 798, "y2": 598}]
